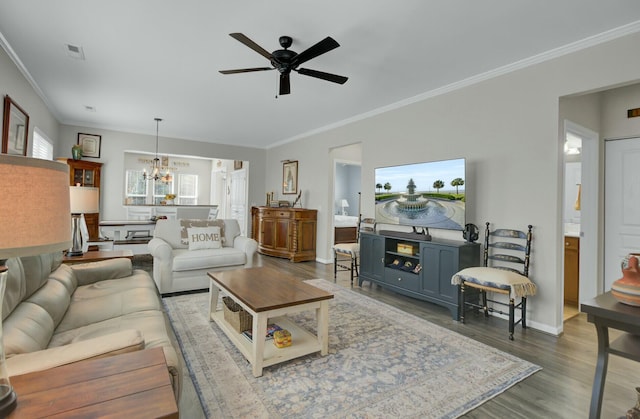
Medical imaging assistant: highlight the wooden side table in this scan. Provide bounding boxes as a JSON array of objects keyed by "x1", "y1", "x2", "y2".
[
  {"x1": 8, "y1": 347, "x2": 178, "y2": 418},
  {"x1": 581, "y1": 291, "x2": 640, "y2": 419},
  {"x1": 63, "y1": 249, "x2": 134, "y2": 264}
]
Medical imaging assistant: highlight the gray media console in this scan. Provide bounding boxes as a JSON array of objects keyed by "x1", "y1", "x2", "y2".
[{"x1": 358, "y1": 232, "x2": 481, "y2": 319}]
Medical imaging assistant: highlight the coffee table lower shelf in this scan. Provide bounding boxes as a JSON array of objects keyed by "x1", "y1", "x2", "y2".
[{"x1": 210, "y1": 311, "x2": 324, "y2": 373}]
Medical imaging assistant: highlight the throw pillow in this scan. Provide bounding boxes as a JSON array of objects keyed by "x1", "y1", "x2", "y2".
[
  {"x1": 187, "y1": 226, "x2": 222, "y2": 250},
  {"x1": 180, "y1": 219, "x2": 225, "y2": 245}
]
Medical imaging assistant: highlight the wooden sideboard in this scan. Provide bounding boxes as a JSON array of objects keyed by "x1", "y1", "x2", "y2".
[{"x1": 251, "y1": 206, "x2": 317, "y2": 262}]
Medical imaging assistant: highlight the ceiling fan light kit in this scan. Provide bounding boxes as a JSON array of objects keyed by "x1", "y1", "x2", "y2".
[{"x1": 220, "y1": 33, "x2": 348, "y2": 95}]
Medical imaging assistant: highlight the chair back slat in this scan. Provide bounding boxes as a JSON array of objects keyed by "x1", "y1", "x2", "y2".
[
  {"x1": 490, "y1": 242, "x2": 527, "y2": 252},
  {"x1": 491, "y1": 229, "x2": 527, "y2": 239},
  {"x1": 483, "y1": 222, "x2": 533, "y2": 278},
  {"x1": 489, "y1": 254, "x2": 525, "y2": 264}
]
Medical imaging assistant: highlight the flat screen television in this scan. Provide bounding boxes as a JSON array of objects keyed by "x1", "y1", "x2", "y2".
[{"x1": 374, "y1": 158, "x2": 466, "y2": 231}]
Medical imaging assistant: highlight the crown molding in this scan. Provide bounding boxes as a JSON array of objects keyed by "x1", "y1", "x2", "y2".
[
  {"x1": 0, "y1": 31, "x2": 61, "y2": 121},
  {"x1": 273, "y1": 20, "x2": 640, "y2": 149}
]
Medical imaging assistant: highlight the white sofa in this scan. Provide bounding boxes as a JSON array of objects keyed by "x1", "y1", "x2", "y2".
[
  {"x1": 3, "y1": 252, "x2": 182, "y2": 400},
  {"x1": 148, "y1": 218, "x2": 258, "y2": 295}
]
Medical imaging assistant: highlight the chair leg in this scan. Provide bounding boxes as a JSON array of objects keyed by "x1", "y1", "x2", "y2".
[
  {"x1": 349, "y1": 257, "x2": 354, "y2": 284},
  {"x1": 459, "y1": 282, "x2": 466, "y2": 324},
  {"x1": 522, "y1": 297, "x2": 527, "y2": 329},
  {"x1": 482, "y1": 291, "x2": 489, "y2": 317},
  {"x1": 508, "y1": 298, "x2": 515, "y2": 341},
  {"x1": 333, "y1": 250, "x2": 338, "y2": 281}
]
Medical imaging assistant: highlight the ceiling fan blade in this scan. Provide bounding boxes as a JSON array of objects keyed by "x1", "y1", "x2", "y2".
[
  {"x1": 229, "y1": 33, "x2": 272, "y2": 60},
  {"x1": 280, "y1": 73, "x2": 291, "y2": 95},
  {"x1": 292, "y1": 37, "x2": 340, "y2": 67},
  {"x1": 296, "y1": 68, "x2": 348, "y2": 84},
  {"x1": 219, "y1": 67, "x2": 273, "y2": 74}
]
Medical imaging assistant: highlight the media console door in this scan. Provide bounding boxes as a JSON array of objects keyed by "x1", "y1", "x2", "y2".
[{"x1": 359, "y1": 232, "x2": 480, "y2": 319}]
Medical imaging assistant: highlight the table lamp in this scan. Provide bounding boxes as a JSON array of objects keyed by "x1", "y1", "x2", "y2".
[
  {"x1": 340, "y1": 199, "x2": 349, "y2": 216},
  {"x1": 0, "y1": 155, "x2": 72, "y2": 416},
  {"x1": 68, "y1": 186, "x2": 99, "y2": 256}
]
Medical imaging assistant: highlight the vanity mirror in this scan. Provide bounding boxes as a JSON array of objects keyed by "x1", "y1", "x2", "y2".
[{"x1": 2, "y1": 95, "x2": 29, "y2": 156}]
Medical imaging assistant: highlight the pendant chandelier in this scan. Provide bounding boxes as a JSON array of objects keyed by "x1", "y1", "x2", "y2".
[{"x1": 143, "y1": 117, "x2": 172, "y2": 183}]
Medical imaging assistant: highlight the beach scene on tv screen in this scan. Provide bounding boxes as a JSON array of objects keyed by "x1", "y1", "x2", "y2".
[{"x1": 375, "y1": 158, "x2": 465, "y2": 230}]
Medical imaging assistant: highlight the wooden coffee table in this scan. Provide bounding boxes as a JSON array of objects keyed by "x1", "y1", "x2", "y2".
[{"x1": 208, "y1": 267, "x2": 334, "y2": 377}]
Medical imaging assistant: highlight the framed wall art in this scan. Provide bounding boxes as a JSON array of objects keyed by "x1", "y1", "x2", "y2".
[
  {"x1": 2, "y1": 95, "x2": 30, "y2": 156},
  {"x1": 77, "y1": 133, "x2": 101, "y2": 158},
  {"x1": 282, "y1": 160, "x2": 298, "y2": 195}
]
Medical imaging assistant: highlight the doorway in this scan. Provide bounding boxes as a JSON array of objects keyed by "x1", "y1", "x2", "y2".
[
  {"x1": 329, "y1": 143, "x2": 362, "y2": 258},
  {"x1": 562, "y1": 121, "x2": 599, "y2": 322}
]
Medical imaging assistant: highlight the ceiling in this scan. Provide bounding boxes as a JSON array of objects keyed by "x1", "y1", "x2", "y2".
[{"x1": 1, "y1": 1, "x2": 640, "y2": 149}]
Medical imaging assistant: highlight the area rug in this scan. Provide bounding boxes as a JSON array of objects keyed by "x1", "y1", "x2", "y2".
[{"x1": 163, "y1": 279, "x2": 541, "y2": 418}]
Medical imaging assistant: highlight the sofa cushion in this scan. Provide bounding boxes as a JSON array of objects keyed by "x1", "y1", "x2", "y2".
[
  {"x1": 49, "y1": 310, "x2": 171, "y2": 352},
  {"x1": 4, "y1": 302, "x2": 55, "y2": 356},
  {"x1": 71, "y1": 269, "x2": 156, "y2": 300},
  {"x1": 222, "y1": 219, "x2": 241, "y2": 248},
  {"x1": 180, "y1": 219, "x2": 225, "y2": 245},
  {"x1": 154, "y1": 218, "x2": 187, "y2": 249},
  {"x1": 172, "y1": 247, "x2": 247, "y2": 272},
  {"x1": 187, "y1": 226, "x2": 222, "y2": 250},
  {"x1": 55, "y1": 285, "x2": 161, "y2": 333}
]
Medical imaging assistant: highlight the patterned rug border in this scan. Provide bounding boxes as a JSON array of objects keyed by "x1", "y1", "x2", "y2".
[{"x1": 163, "y1": 279, "x2": 541, "y2": 418}]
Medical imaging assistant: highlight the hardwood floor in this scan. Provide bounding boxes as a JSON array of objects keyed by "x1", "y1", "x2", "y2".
[{"x1": 172, "y1": 254, "x2": 640, "y2": 418}]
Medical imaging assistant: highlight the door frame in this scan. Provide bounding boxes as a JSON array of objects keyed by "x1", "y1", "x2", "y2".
[{"x1": 563, "y1": 120, "x2": 601, "y2": 308}]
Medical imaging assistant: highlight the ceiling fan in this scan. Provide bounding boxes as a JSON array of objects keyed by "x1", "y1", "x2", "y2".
[{"x1": 219, "y1": 33, "x2": 348, "y2": 95}]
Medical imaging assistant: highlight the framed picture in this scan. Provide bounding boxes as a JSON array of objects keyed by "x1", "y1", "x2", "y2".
[
  {"x1": 2, "y1": 95, "x2": 29, "y2": 156},
  {"x1": 77, "y1": 133, "x2": 101, "y2": 158},
  {"x1": 282, "y1": 160, "x2": 298, "y2": 195}
]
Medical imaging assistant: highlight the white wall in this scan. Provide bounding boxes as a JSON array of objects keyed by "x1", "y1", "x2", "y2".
[
  {"x1": 123, "y1": 151, "x2": 214, "y2": 204},
  {"x1": 265, "y1": 31, "x2": 640, "y2": 335},
  {"x1": 57, "y1": 124, "x2": 267, "y2": 223}
]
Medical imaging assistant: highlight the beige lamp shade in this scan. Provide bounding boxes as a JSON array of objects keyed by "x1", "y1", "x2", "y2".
[
  {"x1": 0, "y1": 155, "x2": 72, "y2": 259},
  {"x1": 340, "y1": 199, "x2": 349, "y2": 208},
  {"x1": 69, "y1": 186, "x2": 99, "y2": 214}
]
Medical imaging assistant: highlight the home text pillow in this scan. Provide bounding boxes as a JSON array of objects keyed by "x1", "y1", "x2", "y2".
[
  {"x1": 187, "y1": 226, "x2": 222, "y2": 250},
  {"x1": 180, "y1": 219, "x2": 225, "y2": 245}
]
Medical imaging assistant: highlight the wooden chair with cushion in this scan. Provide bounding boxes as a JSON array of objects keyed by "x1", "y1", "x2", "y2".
[
  {"x1": 333, "y1": 215, "x2": 362, "y2": 284},
  {"x1": 452, "y1": 222, "x2": 536, "y2": 340}
]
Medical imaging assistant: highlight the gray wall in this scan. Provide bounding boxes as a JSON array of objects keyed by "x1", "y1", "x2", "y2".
[
  {"x1": 0, "y1": 46, "x2": 59, "y2": 153},
  {"x1": 264, "y1": 31, "x2": 640, "y2": 335}
]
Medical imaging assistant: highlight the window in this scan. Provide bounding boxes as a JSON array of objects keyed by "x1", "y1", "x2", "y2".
[
  {"x1": 177, "y1": 173, "x2": 198, "y2": 205},
  {"x1": 32, "y1": 130, "x2": 53, "y2": 160},
  {"x1": 153, "y1": 179, "x2": 174, "y2": 205},
  {"x1": 125, "y1": 170, "x2": 148, "y2": 205}
]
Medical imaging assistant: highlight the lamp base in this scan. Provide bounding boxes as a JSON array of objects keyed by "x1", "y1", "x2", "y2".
[
  {"x1": 66, "y1": 250, "x2": 84, "y2": 257},
  {"x1": 0, "y1": 384, "x2": 17, "y2": 416}
]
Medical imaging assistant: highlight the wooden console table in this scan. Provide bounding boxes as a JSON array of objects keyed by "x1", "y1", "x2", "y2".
[
  {"x1": 63, "y1": 249, "x2": 134, "y2": 264},
  {"x1": 8, "y1": 347, "x2": 178, "y2": 418},
  {"x1": 581, "y1": 291, "x2": 640, "y2": 419}
]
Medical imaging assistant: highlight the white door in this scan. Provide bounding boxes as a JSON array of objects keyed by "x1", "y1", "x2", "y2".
[
  {"x1": 604, "y1": 137, "x2": 640, "y2": 290},
  {"x1": 229, "y1": 168, "x2": 248, "y2": 235}
]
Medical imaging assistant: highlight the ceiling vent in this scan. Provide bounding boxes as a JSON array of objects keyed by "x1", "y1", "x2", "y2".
[{"x1": 65, "y1": 43, "x2": 85, "y2": 60}]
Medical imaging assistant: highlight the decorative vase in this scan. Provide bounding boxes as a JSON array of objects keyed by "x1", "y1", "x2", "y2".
[
  {"x1": 627, "y1": 387, "x2": 640, "y2": 419},
  {"x1": 71, "y1": 146, "x2": 83, "y2": 160},
  {"x1": 611, "y1": 254, "x2": 640, "y2": 306}
]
